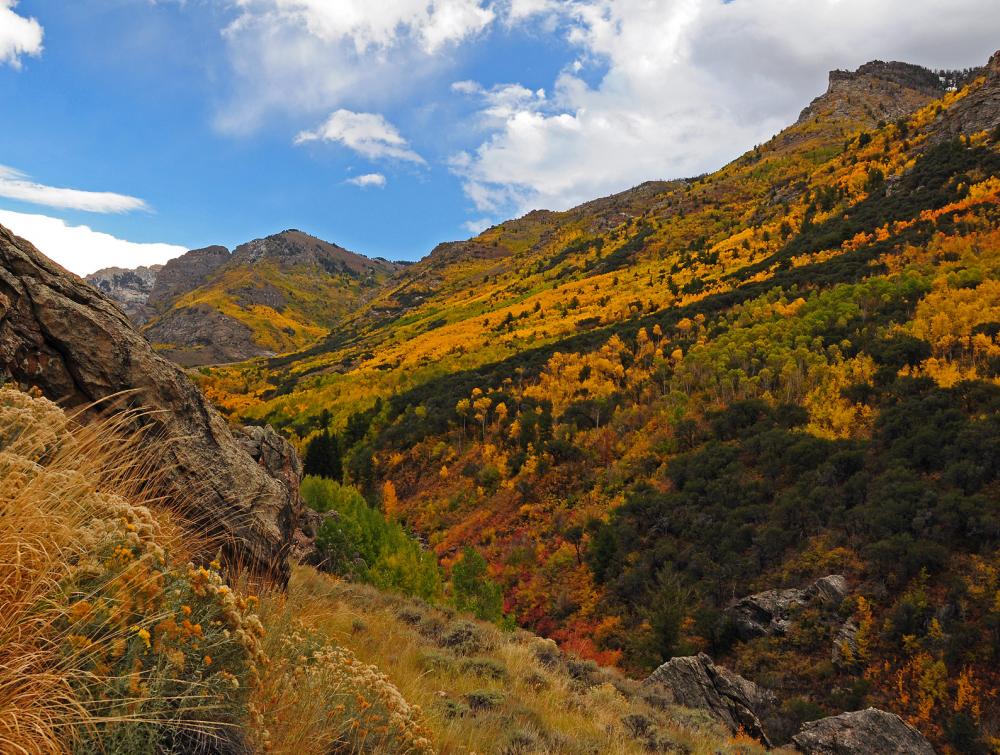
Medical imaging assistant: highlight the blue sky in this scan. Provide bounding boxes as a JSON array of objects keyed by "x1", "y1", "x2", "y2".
[{"x1": 1, "y1": 0, "x2": 998, "y2": 275}]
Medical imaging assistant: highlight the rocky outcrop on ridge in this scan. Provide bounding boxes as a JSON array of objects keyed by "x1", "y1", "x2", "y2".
[
  {"x1": 725, "y1": 575, "x2": 850, "y2": 641},
  {"x1": 798, "y1": 60, "x2": 943, "y2": 126},
  {"x1": 792, "y1": 708, "x2": 936, "y2": 754},
  {"x1": 145, "y1": 244, "x2": 230, "y2": 310},
  {"x1": 0, "y1": 224, "x2": 300, "y2": 584},
  {"x1": 643, "y1": 653, "x2": 777, "y2": 745},
  {"x1": 85, "y1": 264, "x2": 161, "y2": 323},
  {"x1": 927, "y1": 50, "x2": 1000, "y2": 143}
]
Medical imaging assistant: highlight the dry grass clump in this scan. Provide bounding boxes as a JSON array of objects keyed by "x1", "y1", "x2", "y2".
[
  {"x1": 250, "y1": 599, "x2": 435, "y2": 754},
  {"x1": 0, "y1": 387, "x2": 264, "y2": 753},
  {"x1": 277, "y1": 565, "x2": 785, "y2": 754}
]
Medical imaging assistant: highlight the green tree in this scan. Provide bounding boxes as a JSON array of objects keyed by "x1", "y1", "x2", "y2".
[
  {"x1": 304, "y1": 477, "x2": 442, "y2": 602},
  {"x1": 451, "y1": 547, "x2": 504, "y2": 623},
  {"x1": 303, "y1": 429, "x2": 343, "y2": 480}
]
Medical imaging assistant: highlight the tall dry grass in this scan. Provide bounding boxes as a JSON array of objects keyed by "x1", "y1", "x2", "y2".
[
  {"x1": 0, "y1": 388, "x2": 156, "y2": 752},
  {"x1": 264, "y1": 566, "x2": 785, "y2": 755},
  {"x1": 0, "y1": 387, "x2": 260, "y2": 753}
]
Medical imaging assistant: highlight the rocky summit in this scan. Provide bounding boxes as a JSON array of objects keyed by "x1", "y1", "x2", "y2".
[{"x1": 85, "y1": 230, "x2": 400, "y2": 366}]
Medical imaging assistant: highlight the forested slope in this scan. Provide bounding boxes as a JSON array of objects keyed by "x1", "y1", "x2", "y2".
[{"x1": 199, "y1": 52, "x2": 1000, "y2": 750}]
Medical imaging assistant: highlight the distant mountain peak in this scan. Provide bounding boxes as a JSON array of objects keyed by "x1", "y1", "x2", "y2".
[
  {"x1": 829, "y1": 60, "x2": 944, "y2": 96},
  {"x1": 797, "y1": 57, "x2": 948, "y2": 126}
]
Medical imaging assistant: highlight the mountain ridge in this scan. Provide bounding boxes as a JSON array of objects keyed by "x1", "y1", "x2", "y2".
[
  {"x1": 86, "y1": 229, "x2": 402, "y2": 366},
  {"x1": 191, "y1": 48, "x2": 1000, "y2": 752}
]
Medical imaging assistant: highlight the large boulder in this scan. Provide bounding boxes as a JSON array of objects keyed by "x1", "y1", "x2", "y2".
[
  {"x1": 792, "y1": 708, "x2": 935, "y2": 754},
  {"x1": 726, "y1": 575, "x2": 850, "y2": 641},
  {"x1": 0, "y1": 224, "x2": 300, "y2": 584},
  {"x1": 643, "y1": 653, "x2": 777, "y2": 745}
]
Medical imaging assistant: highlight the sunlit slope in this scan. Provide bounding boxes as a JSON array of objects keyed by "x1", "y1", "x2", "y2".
[
  {"x1": 199, "y1": 59, "x2": 954, "y2": 427},
  {"x1": 144, "y1": 230, "x2": 400, "y2": 366}
]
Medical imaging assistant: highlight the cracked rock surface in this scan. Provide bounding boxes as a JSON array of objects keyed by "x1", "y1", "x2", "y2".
[{"x1": 0, "y1": 224, "x2": 300, "y2": 584}]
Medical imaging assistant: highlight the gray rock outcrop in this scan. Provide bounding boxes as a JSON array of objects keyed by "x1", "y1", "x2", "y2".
[
  {"x1": 792, "y1": 708, "x2": 935, "y2": 754},
  {"x1": 143, "y1": 303, "x2": 268, "y2": 367},
  {"x1": 0, "y1": 224, "x2": 300, "y2": 584},
  {"x1": 831, "y1": 619, "x2": 860, "y2": 668},
  {"x1": 726, "y1": 575, "x2": 849, "y2": 641},
  {"x1": 146, "y1": 245, "x2": 230, "y2": 309},
  {"x1": 85, "y1": 264, "x2": 161, "y2": 323},
  {"x1": 644, "y1": 653, "x2": 777, "y2": 745},
  {"x1": 798, "y1": 61, "x2": 942, "y2": 126}
]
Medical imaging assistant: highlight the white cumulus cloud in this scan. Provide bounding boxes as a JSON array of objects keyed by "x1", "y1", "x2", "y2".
[
  {"x1": 0, "y1": 210, "x2": 188, "y2": 276},
  {"x1": 295, "y1": 110, "x2": 425, "y2": 163},
  {"x1": 453, "y1": 0, "x2": 1000, "y2": 218},
  {"x1": 0, "y1": 165, "x2": 150, "y2": 213},
  {"x1": 0, "y1": 0, "x2": 42, "y2": 69},
  {"x1": 217, "y1": 0, "x2": 495, "y2": 130},
  {"x1": 346, "y1": 172, "x2": 387, "y2": 188}
]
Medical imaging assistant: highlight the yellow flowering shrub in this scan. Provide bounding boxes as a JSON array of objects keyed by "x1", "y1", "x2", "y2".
[
  {"x1": 252, "y1": 615, "x2": 435, "y2": 754},
  {"x1": 0, "y1": 387, "x2": 267, "y2": 752}
]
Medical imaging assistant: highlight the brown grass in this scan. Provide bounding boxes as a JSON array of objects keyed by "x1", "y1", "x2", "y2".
[
  {"x1": 261, "y1": 565, "x2": 788, "y2": 755},
  {"x1": 0, "y1": 387, "x2": 224, "y2": 752}
]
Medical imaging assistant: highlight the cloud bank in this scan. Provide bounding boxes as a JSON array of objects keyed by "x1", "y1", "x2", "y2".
[
  {"x1": 0, "y1": 211, "x2": 187, "y2": 276},
  {"x1": 217, "y1": 0, "x2": 495, "y2": 131},
  {"x1": 210, "y1": 0, "x2": 1000, "y2": 225}
]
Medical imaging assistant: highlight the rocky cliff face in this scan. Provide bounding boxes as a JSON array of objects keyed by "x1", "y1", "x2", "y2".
[
  {"x1": 146, "y1": 245, "x2": 230, "y2": 310},
  {"x1": 84, "y1": 264, "x2": 162, "y2": 323},
  {"x1": 798, "y1": 60, "x2": 943, "y2": 126},
  {"x1": 0, "y1": 224, "x2": 300, "y2": 584},
  {"x1": 926, "y1": 50, "x2": 1000, "y2": 143},
  {"x1": 144, "y1": 303, "x2": 267, "y2": 366}
]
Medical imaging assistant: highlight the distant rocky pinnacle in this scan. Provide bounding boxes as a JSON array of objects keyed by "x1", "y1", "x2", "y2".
[
  {"x1": 797, "y1": 58, "x2": 973, "y2": 126},
  {"x1": 0, "y1": 223, "x2": 301, "y2": 584},
  {"x1": 831, "y1": 60, "x2": 945, "y2": 96},
  {"x1": 85, "y1": 264, "x2": 162, "y2": 323}
]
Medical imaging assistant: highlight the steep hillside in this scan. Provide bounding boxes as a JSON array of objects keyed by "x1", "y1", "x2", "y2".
[
  {"x1": 87, "y1": 230, "x2": 401, "y2": 366},
  {"x1": 197, "y1": 52, "x2": 1000, "y2": 750},
  {"x1": 0, "y1": 384, "x2": 787, "y2": 754}
]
